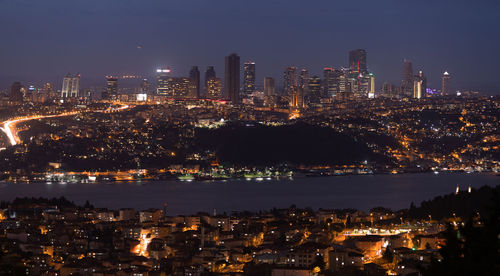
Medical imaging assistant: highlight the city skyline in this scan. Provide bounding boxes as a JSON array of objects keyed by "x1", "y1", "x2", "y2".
[{"x1": 1, "y1": 0, "x2": 499, "y2": 94}]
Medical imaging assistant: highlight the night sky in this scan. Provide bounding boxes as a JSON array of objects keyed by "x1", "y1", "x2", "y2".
[{"x1": 1, "y1": 0, "x2": 499, "y2": 94}]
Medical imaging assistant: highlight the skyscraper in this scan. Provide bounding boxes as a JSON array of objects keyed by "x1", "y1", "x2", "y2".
[
  {"x1": 204, "y1": 66, "x2": 216, "y2": 96},
  {"x1": 10, "y1": 82, "x2": 24, "y2": 102},
  {"x1": 349, "y1": 49, "x2": 367, "y2": 76},
  {"x1": 160, "y1": 77, "x2": 191, "y2": 98},
  {"x1": 189, "y1": 66, "x2": 200, "y2": 98},
  {"x1": 441, "y1": 71, "x2": 451, "y2": 95},
  {"x1": 243, "y1": 61, "x2": 256, "y2": 95},
  {"x1": 264, "y1": 77, "x2": 275, "y2": 96},
  {"x1": 308, "y1": 76, "x2": 322, "y2": 104},
  {"x1": 106, "y1": 76, "x2": 118, "y2": 99},
  {"x1": 299, "y1": 69, "x2": 310, "y2": 101},
  {"x1": 413, "y1": 71, "x2": 426, "y2": 99},
  {"x1": 323, "y1": 67, "x2": 341, "y2": 98},
  {"x1": 224, "y1": 53, "x2": 240, "y2": 103},
  {"x1": 401, "y1": 60, "x2": 414, "y2": 97},
  {"x1": 368, "y1": 73, "x2": 376, "y2": 98},
  {"x1": 156, "y1": 67, "x2": 171, "y2": 95},
  {"x1": 61, "y1": 73, "x2": 80, "y2": 98},
  {"x1": 140, "y1": 79, "x2": 150, "y2": 94},
  {"x1": 284, "y1": 66, "x2": 298, "y2": 96},
  {"x1": 206, "y1": 78, "x2": 223, "y2": 99}
]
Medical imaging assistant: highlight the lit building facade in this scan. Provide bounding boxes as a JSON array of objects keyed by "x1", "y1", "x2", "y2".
[
  {"x1": 441, "y1": 71, "x2": 451, "y2": 95},
  {"x1": 284, "y1": 66, "x2": 298, "y2": 96},
  {"x1": 105, "y1": 76, "x2": 118, "y2": 99},
  {"x1": 156, "y1": 67, "x2": 171, "y2": 95},
  {"x1": 243, "y1": 61, "x2": 256, "y2": 95},
  {"x1": 401, "y1": 60, "x2": 414, "y2": 97},
  {"x1": 61, "y1": 73, "x2": 80, "y2": 98},
  {"x1": 264, "y1": 77, "x2": 275, "y2": 96},
  {"x1": 206, "y1": 78, "x2": 223, "y2": 99},
  {"x1": 189, "y1": 66, "x2": 200, "y2": 98}
]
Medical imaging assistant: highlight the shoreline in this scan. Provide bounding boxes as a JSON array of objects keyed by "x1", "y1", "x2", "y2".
[{"x1": 1, "y1": 169, "x2": 497, "y2": 185}]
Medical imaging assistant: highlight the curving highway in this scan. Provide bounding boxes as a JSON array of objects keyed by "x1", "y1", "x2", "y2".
[
  {"x1": 0, "y1": 104, "x2": 131, "y2": 148},
  {"x1": 0, "y1": 112, "x2": 79, "y2": 146}
]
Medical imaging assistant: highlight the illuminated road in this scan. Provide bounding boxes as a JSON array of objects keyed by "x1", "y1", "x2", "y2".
[
  {"x1": 0, "y1": 104, "x2": 130, "y2": 147},
  {"x1": 0, "y1": 112, "x2": 79, "y2": 146}
]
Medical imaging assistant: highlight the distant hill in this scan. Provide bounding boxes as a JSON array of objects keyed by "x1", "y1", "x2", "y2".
[{"x1": 195, "y1": 122, "x2": 384, "y2": 166}]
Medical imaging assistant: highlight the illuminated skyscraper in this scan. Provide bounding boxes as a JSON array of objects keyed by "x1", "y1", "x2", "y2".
[
  {"x1": 204, "y1": 66, "x2": 216, "y2": 96},
  {"x1": 140, "y1": 79, "x2": 150, "y2": 94},
  {"x1": 401, "y1": 60, "x2": 414, "y2": 97},
  {"x1": 368, "y1": 73, "x2": 376, "y2": 98},
  {"x1": 264, "y1": 77, "x2": 275, "y2": 96},
  {"x1": 225, "y1": 53, "x2": 240, "y2": 103},
  {"x1": 106, "y1": 76, "x2": 118, "y2": 98},
  {"x1": 349, "y1": 49, "x2": 367, "y2": 76},
  {"x1": 299, "y1": 69, "x2": 309, "y2": 101},
  {"x1": 284, "y1": 66, "x2": 298, "y2": 96},
  {"x1": 441, "y1": 71, "x2": 451, "y2": 95},
  {"x1": 189, "y1": 66, "x2": 200, "y2": 98},
  {"x1": 307, "y1": 75, "x2": 322, "y2": 104},
  {"x1": 156, "y1": 67, "x2": 171, "y2": 95},
  {"x1": 206, "y1": 78, "x2": 223, "y2": 99},
  {"x1": 243, "y1": 61, "x2": 256, "y2": 95},
  {"x1": 61, "y1": 73, "x2": 80, "y2": 98},
  {"x1": 160, "y1": 77, "x2": 190, "y2": 98},
  {"x1": 413, "y1": 71, "x2": 426, "y2": 99},
  {"x1": 323, "y1": 67, "x2": 342, "y2": 98}
]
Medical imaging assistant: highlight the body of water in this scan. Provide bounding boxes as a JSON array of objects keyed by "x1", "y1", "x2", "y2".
[{"x1": 0, "y1": 173, "x2": 497, "y2": 215}]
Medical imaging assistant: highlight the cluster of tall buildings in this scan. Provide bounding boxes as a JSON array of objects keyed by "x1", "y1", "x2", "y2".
[
  {"x1": 154, "y1": 54, "x2": 243, "y2": 102},
  {"x1": 382, "y1": 60, "x2": 452, "y2": 99},
  {"x1": 5, "y1": 49, "x2": 456, "y2": 105},
  {"x1": 284, "y1": 49, "x2": 376, "y2": 109}
]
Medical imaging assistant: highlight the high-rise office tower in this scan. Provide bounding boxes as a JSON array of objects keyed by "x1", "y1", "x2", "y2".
[
  {"x1": 349, "y1": 49, "x2": 368, "y2": 76},
  {"x1": 204, "y1": 66, "x2": 216, "y2": 97},
  {"x1": 243, "y1": 61, "x2": 256, "y2": 95},
  {"x1": 368, "y1": 73, "x2": 375, "y2": 98},
  {"x1": 206, "y1": 78, "x2": 223, "y2": 99},
  {"x1": 299, "y1": 69, "x2": 309, "y2": 100},
  {"x1": 189, "y1": 66, "x2": 200, "y2": 98},
  {"x1": 106, "y1": 76, "x2": 118, "y2": 98},
  {"x1": 299, "y1": 69, "x2": 309, "y2": 88},
  {"x1": 140, "y1": 79, "x2": 150, "y2": 94},
  {"x1": 289, "y1": 85, "x2": 298, "y2": 108},
  {"x1": 10, "y1": 82, "x2": 24, "y2": 102},
  {"x1": 160, "y1": 77, "x2": 191, "y2": 98},
  {"x1": 413, "y1": 71, "x2": 426, "y2": 99},
  {"x1": 413, "y1": 79, "x2": 423, "y2": 99},
  {"x1": 401, "y1": 60, "x2": 414, "y2": 97},
  {"x1": 441, "y1": 71, "x2": 451, "y2": 95},
  {"x1": 381, "y1": 82, "x2": 394, "y2": 97},
  {"x1": 323, "y1": 67, "x2": 342, "y2": 98},
  {"x1": 264, "y1": 77, "x2": 275, "y2": 96},
  {"x1": 61, "y1": 73, "x2": 80, "y2": 98},
  {"x1": 284, "y1": 66, "x2": 298, "y2": 96},
  {"x1": 224, "y1": 53, "x2": 240, "y2": 103},
  {"x1": 307, "y1": 76, "x2": 322, "y2": 104},
  {"x1": 156, "y1": 67, "x2": 171, "y2": 95}
]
